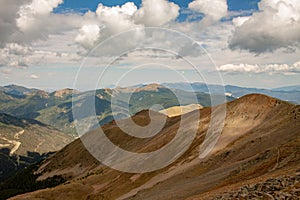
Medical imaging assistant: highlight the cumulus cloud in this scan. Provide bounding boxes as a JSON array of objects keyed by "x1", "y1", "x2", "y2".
[
  {"x1": 15, "y1": 0, "x2": 64, "y2": 42},
  {"x1": 218, "y1": 61, "x2": 300, "y2": 75},
  {"x1": 134, "y1": 0, "x2": 180, "y2": 26},
  {"x1": 75, "y1": 0, "x2": 180, "y2": 51},
  {"x1": 188, "y1": 0, "x2": 228, "y2": 22},
  {"x1": 0, "y1": 0, "x2": 81, "y2": 46},
  {"x1": 74, "y1": 2, "x2": 144, "y2": 52},
  {"x1": 230, "y1": 0, "x2": 300, "y2": 53},
  {"x1": 96, "y1": 2, "x2": 138, "y2": 34},
  {"x1": 17, "y1": 0, "x2": 63, "y2": 32},
  {"x1": 0, "y1": 0, "x2": 89, "y2": 67},
  {"x1": 75, "y1": 24, "x2": 100, "y2": 49},
  {"x1": 0, "y1": 0, "x2": 29, "y2": 46}
]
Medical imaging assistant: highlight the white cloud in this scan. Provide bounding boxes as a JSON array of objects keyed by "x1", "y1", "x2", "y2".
[
  {"x1": 16, "y1": 0, "x2": 63, "y2": 33},
  {"x1": 96, "y1": 2, "x2": 139, "y2": 34},
  {"x1": 188, "y1": 0, "x2": 228, "y2": 22},
  {"x1": 230, "y1": 0, "x2": 300, "y2": 53},
  {"x1": 0, "y1": 43, "x2": 32, "y2": 68},
  {"x1": 75, "y1": 24, "x2": 100, "y2": 49},
  {"x1": 30, "y1": 74, "x2": 39, "y2": 79},
  {"x1": 134, "y1": 0, "x2": 180, "y2": 26},
  {"x1": 0, "y1": 0, "x2": 88, "y2": 47},
  {"x1": 6, "y1": 43, "x2": 32, "y2": 55},
  {"x1": 0, "y1": 0, "x2": 29, "y2": 46},
  {"x1": 218, "y1": 61, "x2": 300, "y2": 75},
  {"x1": 232, "y1": 16, "x2": 250, "y2": 27},
  {"x1": 75, "y1": 0, "x2": 181, "y2": 51},
  {"x1": 74, "y1": 2, "x2": 145, "y2": 52}
]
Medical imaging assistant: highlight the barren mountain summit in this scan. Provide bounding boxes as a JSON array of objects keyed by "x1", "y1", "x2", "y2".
[{"x1": 53, "y1": 88, "x2": 79, "y2": 98}]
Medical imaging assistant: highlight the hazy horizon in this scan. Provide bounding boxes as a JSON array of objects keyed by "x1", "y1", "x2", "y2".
[{"x1": 1, "y1": 81, "x2": 300, "y2": 93}]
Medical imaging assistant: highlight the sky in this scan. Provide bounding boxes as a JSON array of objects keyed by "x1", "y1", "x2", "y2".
[{"x1": 0, "y1": 0, "x2": 299, "y2": 91}]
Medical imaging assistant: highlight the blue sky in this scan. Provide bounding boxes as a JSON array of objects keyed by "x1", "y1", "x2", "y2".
[
  {"x1": 54, "y1": 0, "x2": 260, "y2": 12},
  {"x1": 53, "y1": 0, "x2": 261, "y2": 24},
  {"x1": 54, "y1": 0, "x2": 261, "y2": 23},
  {"x1": 0, "y1": 0, "x2": 299, "y2": 90}
]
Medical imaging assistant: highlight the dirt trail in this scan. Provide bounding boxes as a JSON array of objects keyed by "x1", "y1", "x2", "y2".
[
  {"x1": 10, "y1": 129, "x2": 24, "y2": 155},
  {"x1": 14, "y1": 130, "x2": 24, "y2": 140},
  {"x1": 0, "y1": 129, "x2": 24, "y2": 156},
  {"x1": 34, "y1": 139, "x2": 45, "y2": 152}
]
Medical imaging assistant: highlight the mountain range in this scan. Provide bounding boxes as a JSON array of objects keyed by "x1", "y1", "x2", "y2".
[
  {"x1": 0, "y1": 84, "x2": 234, "y2": 136},
  {"x1": 0, "y1": 83, "x2": 299, "y2": 199},
  {"x1": 0, "y1": 94, "x2": 298, "y2": 199},
  {"x1": 162, "y1": 82, "x2": 300, "y2": 104},
  {"x1": 0, "y1": 83, "x2": 233, "y2": 188}
]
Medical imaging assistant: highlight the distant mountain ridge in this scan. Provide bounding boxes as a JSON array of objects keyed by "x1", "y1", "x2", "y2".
[
  {"x1": 162, "y1": 82, "x2": 300, "y2": 104},
  {"x1": 0, "y1": 82, "x2": 299, "y2": 138},
  {"x1": 0, "y1": 84, "x2": 234, "y2": 136},
  {"x1": 273, "y1": 85, "x2": 300, "y2": 92},
  {"x1": 0, "y1": 85, "x2": 40, "y2": 97}
]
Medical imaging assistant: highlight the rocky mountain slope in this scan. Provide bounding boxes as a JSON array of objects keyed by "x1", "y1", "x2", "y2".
[{"x1": 4, "y1": 94, "x2": 299, "y2": 199}]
